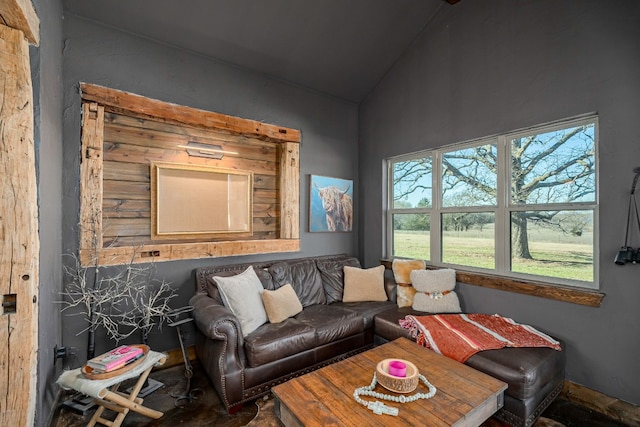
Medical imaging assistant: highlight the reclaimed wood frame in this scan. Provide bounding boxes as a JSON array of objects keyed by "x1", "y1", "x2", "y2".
[{"x1": 79, "y1": 83, "x2": 300, "y2": 266}]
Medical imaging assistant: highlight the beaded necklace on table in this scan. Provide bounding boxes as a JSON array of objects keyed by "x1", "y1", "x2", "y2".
[{"x1": 352, "y1": 372, "x2": 437, "y2": 416}]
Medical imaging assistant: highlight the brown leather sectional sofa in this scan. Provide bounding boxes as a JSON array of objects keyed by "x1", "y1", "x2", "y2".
[{"x1": 190, "y1": 254, "x2": 565, "y2": 427}]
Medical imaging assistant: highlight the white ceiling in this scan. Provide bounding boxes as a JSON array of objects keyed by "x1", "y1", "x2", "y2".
[{"x1": 62, "y1": 0, "x2": 449, "y2": 102}]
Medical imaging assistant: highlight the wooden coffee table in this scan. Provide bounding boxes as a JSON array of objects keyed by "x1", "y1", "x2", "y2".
[{"x1": 272, "y1": 337, "x2": 507, "y2": 426}]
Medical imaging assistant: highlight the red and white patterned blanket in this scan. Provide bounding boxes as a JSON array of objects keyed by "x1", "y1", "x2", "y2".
[{"x1": 400, "y1": 313, "x2": 561, "y2": 363}]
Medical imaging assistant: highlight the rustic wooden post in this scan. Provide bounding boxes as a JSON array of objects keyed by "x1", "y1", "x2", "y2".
[
  {"x1": 280, "y1": 141, "x2": 300, "y2": 240},
  {"x1": 78, "y1": 102, "x2": 105, "y2": 267},
  {"x1": 0, "y1": 0, "x2": 40, "y2": 422}
]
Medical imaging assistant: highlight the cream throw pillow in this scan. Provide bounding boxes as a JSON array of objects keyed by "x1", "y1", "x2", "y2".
[
  {"x1": 261, "y1": 284, "x2": 303, "y2": 323},
  {"x1": 342, "y1": 265, "x2": 388, "y2": 302},
  {"x1": 410, "y1": 269, "x2": 461, "y2": 313},
  {"x1": 214, "y1": 266, "x2": 268, "y2": 336},
  {"x1": 392, "y1": 258, "x2": 426, "y2": 308}
]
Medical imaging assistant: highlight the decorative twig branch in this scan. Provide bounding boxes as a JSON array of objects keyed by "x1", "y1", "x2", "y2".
[{"x1": 59, "y1": 246, "x2": 177, "y2": 354}]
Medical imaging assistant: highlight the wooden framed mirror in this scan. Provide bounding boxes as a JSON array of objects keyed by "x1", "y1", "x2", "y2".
[{"x1": 151, "y1": 162, "x2": 253, "y2": 239}]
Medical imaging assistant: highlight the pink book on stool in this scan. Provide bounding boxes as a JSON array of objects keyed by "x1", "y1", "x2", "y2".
[{"x1": 87, "y1": 345, "x2": 144, "y2": 372}]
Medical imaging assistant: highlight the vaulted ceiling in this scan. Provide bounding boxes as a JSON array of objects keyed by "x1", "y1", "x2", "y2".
[{"x1": 62, "y1": 0, "x2": 454, "y2": 103}]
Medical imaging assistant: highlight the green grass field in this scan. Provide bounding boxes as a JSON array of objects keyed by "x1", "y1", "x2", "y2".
[{"x1": 393, "y1": 226, "x2": 593, "y2": 282}]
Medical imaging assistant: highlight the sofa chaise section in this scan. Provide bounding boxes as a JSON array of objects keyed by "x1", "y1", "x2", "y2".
[{"x1": 374, "y1": 302, "x2": 565, "y2": 427}]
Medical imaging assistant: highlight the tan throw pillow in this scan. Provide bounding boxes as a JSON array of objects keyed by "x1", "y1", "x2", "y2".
[
  {"x1": 410, "y1": 269, "x2": 461, "y2": 313},
  {"x1": 392, "y1": 258, "x2": 426, "y2": 308},
  {"x1": 261, "y1": 284, "x2": 303, "y2": 323},
  {"x1": 397, "y1": 284, "x2": 417, "y2": 309},
  {"x1": 214, "y1": 266, "x2": 268, "y2": 336},
  {"x1": 342, "y1": 265, "x2": 388, "y2": 302}
]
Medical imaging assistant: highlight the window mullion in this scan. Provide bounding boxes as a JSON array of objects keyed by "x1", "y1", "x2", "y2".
[
  {"x1": 495, "y1": 136, "x2": 509, "y2": 273},
  {"x1": 386, "y1": 160, "x2": 394, "y2": 258},
  {"x1": 432, "y1": 151, "x2": 442, "y2": 265}
]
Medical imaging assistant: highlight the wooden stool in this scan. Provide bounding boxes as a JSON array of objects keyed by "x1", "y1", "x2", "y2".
[
  {"x1": 57, "y1": 350, "x2": 166, "y2": 427},
  {"x1": 88, "y1": 361, "x2": 162, "y2": 427}
]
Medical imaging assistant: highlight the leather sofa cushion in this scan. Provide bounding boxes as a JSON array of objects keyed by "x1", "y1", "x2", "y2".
[
  {"x1": 465, "y1": 345, "x2": 565, "y2": 401},
  {"x1": 374, "y1": 306, "x2": 418, "y2": 341},
  {"x1": 295, "y1": 305, "x2": 363, "y2": 346},
  {"x1": 269, "y1": 259, "x2": 326, "y2": 307},
  {"x1": 332, "y1": 301, "x2": 395, "y2": 329},
  {"x1": 244, "y1": 319, "x2": 317, "y2": 367},
  {"x1": 374, "y1": 307, "x2": 566, "y2": 402},
  {"x1": 315, "y1": 257, "x2": 361, "y2": 304}
]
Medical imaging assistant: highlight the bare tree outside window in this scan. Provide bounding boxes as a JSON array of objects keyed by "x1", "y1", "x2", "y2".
[
  {"x1": 442, "y1": 144, "x2": 498, "y2": 207},
  {"x1": 393, "y1": 157, "x2": 432, "y2": 208},
  {"x1": 392, "y1": 158, "x2": 432, "y2": 259},
  {"x1": 510, "y1": 124, "x2": 595, "y2": 260}
]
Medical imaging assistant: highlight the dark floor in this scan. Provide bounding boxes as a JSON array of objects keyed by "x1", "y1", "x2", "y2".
[
  {"x1": 541, "y1": 399, "x2": 633, "y2": 427},
  {"x1": 51, "y1": 361, "x2": 634, "y2": 427}
]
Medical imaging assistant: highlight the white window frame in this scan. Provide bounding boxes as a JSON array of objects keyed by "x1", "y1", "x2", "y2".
[{"x1": 386, "y1": 114, "x2": 599, "y2": 289}]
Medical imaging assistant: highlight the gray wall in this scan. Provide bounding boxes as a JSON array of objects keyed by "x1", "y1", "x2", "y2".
[
  {"x1": 60, "y1": 14, "x2": 359, "y2": 358},
  {"x1": 359, "y1": 0, "x2": 640, "y2": 404},
  {"x1": 31, "y1": 0, "x2": 64, "y2": 425}
]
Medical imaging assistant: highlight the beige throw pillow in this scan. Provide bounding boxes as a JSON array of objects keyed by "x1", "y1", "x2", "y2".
[
  {"x1": 392, "y1": 258, "x2": 426, "y2": 308},
  {"x1": 342, "y1": 265, "x2": 388, "y2": 302},
  {"x1": 261, "y1": 284, "x2": 303, "y2": 323},
  {"x1": 410, "y1": 269, "x2": 461, "y2": 313},
  {"x1": 214, "y1": 266, "x2": 268, "y2": 336}
]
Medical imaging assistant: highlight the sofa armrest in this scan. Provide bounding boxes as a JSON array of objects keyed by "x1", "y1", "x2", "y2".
[
  {"x1": 384, "y1": 270, "x2": 398, "y2": 303},
  {"x1": 190, "y1": 292, "x2": 246, "y2": 366}
]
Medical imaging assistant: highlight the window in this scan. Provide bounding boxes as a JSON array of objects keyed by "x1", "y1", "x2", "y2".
[{"x1": 387, "y1": 115, "x2": 598, "y2": 289}]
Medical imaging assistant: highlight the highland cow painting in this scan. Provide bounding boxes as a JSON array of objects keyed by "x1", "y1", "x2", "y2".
[{"x1": 310, "y1": 175, "x2": 353, "y2": 232}]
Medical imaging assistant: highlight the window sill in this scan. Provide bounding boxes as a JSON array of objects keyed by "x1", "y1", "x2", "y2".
[{"x1": 380, "y1": 259, "x2": 605, "y2": 307}]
